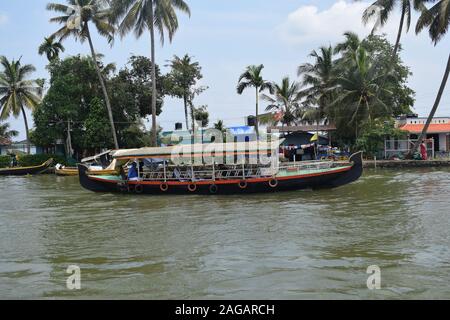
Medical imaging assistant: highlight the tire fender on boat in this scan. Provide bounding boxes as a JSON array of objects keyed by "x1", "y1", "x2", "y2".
[
  {"x1": 238, "y1": 180, "x2": 248, "y2": 189},
  {"x1": 188, "y1": 183, "x2": 197, "y2": 192},
  {"x1": 209, "y1": 184, "x2": 218, "y2": 194},
  {"x1": 160, "y1": 183, "x2": 169, "y2": 192},
  {"x1": 268, "y1": 178, "x2": 278, "y2": 188},
  {"x1": 135, "y1": 184, "x2": 144, "y2": 194},
  {"x1": 117, "y1": 183, "x2": 129, "y2": 193}
]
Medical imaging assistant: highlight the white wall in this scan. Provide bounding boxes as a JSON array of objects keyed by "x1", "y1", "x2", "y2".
[{"x1": 439, "y1": 133, "x2": 448, "y2": 152}]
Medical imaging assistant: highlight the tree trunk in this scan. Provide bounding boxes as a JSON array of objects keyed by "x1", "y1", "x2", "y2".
[
  {"x1": 407, "y1": 53, "x2": 450, "y2": 157},
  {"x1": 190, "y1": 99, "x2": 195, "y2": 142},
  {"x1": 183, "y1": 95, "x2": 189, "y2": 131},
  {"x1": 85, "y1": 24, "x2": 119, "y2": 150},
  {"x1": 392, "y1": 9, "x2": 405, "y2": 59},
  {"x1": 21, "y1": 106, "x2": 30, "y2": 154},
  {"x1": 149, "y1": 1, "x2": 158, "y2": 147},
  {"x1": 255, "y1": 86, "x2": 259, "y2": 140}
]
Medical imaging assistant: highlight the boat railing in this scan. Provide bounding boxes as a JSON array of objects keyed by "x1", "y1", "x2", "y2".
[
  {"x1": 278, "y1": 159, "x2": 350, "y2": 173},
  {"x1": 134, "y1": 159, "x2": 349, "y2": 182},
  {"x1": 139, "y1": 166, "x2": 276, "y2": 182}
]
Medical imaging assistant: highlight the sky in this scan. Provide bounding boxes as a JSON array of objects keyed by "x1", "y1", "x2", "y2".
[{"x1": 0, "y1": 0, "x2": 449, "y2": 140}]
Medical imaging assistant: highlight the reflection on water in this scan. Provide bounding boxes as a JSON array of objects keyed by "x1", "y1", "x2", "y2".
[{"x1": 0, "y1": 169, "x2": 450, "y2": 299}]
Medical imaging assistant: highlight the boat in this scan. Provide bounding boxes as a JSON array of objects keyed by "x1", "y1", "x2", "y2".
[
  {"x1": 55, "y1": 164, "x2": 78, "y2": 176},
  {"x1": 78, "y1": 141, "x2": 363, "y2": 195},
  {"x1": 55, "y1": 150, "x2": 120, "y2": 177},
  {"x1": 0, "y1": 158, "x2": 54, "y2": 176},
  {"x1": 55, "y1": 163, "x2": 121, "y2": 176}
]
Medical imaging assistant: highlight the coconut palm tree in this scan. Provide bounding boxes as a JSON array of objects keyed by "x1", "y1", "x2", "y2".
[
  {"x1": 362, "y1": 0, "x2": 426, "y2": 59},
  {"x1": 111, "y1": 0, "x2": 191, "y2": 147},
  {"x1": 0, "y1": 57, "x2": 41, "y2": 154},
  {"x1": 166, "y1": 54, "x2": 202, "y2": 132},
  {"x1": 261, "y1": 77, "x2": 303, "y2": 127},
  {"x1": 46, "y1": 0, "x2": 119, "y2": 149},
  {"x1": 408, "y1": 0, "x2": 450, "y2": 156},
  {"x1": 298, "y1": 46, "x2": 336, "y2": 126},
  {"x1": 0, "y1": 121, "x2": 18, "y2": 142},
  {"x1": 237, "y1": 64, "x2": 275, "y2": 138},
  {"x1": 38, "y1": 37, "x2": 65, "y2": 62},
  {"x1": 330, "y1": 46, "x2": 394, "y2": 139}
]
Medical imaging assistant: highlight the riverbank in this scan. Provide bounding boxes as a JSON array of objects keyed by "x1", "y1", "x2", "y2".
[{"x1": 364, "y1": 159, "x2": 450, "y2": 168}]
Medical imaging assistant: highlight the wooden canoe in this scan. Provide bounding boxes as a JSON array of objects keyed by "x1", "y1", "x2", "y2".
[
  {"x1": 55, "y1": 166, "x2": 120, "y2": 176},
  {"x1": 0, "y1": 158, "x2": 54, "y2": 176},
  {"x1": 55, "y1": 166, "x2": 78, "y2": 176}
]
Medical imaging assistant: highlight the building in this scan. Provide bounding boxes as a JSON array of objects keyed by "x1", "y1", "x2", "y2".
[
  {"x1": 0, "y1": 140, "x2": 37, "y2": 155},
  {"x1": 398, "y1": 116, "x2": 450, "y2": 154}
]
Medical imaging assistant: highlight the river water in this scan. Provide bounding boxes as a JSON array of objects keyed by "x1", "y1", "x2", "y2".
[{"x1": 0, "y1": 168, "x2": 449, "y2": 299}]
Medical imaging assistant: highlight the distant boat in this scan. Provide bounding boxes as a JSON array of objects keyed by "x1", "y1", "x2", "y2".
[
  {"x1": 0, "y1": 158, "x2": 54, "y2": 176},
  {"x1": 55, "y1": 150, "x2": 118, "y2": 177},
  {"x1": 78, "y1": 142, "x2": 363, "y2": 195},
  {"x1": 55, "y1": 165, "x2": 78, "y2": 176}
]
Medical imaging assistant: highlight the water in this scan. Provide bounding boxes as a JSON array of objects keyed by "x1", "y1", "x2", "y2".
[{"x1": 0, "y1": 168, "x2": 449, "y2": 299}]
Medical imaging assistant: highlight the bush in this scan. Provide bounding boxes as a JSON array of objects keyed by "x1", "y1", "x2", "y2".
[
  {"x1": 17, "y1": 154, "x2": 68, "y2": 167},
  {"x1": 0, "y1": 155, "x2": 11, "y2": 168},
  {"x1": 355, "y1": 119, "x2": 407, "y2": 158}
]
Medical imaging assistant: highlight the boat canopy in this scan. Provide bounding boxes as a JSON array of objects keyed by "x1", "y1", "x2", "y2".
[
  {"x1": 81, "y1": 150, "x2": 112, "y2": 163},
  {"x1": 113, "y1": 140, "x2": 283, "y2": 160}
]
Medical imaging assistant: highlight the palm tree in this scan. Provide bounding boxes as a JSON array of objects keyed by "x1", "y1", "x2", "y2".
[
  {"x1": 38, "y1": 37, "x2": 65, "y2": 62},
  {"x1": 298, "y1": 46, "x2": 335, "y2": 128},
  {"x1": 111, "y1": 0, "x2": 191, "y2": 147},
  {"x1": 166, "y1": 54, "x2": 202, "y2": 132},
  {"x1": 213, "y1": 120, "x2": 225, "y2": 132},
  {"x1": 362, "y1": 0, "x2": 425, "y2": 59},
  {"x1": 0, "y1": 121, "x2": 19, "y2": 141},
  {"x1": 330, "y1": 46, "x2": 394, "y2": 139},
  {"x1": 261, "y1": 77, "x2": 302, "y2": 127},
  {"x1": 0, "y1": 57, "x2": 41, "y2": 154},
  {"x1": 237, "y1": 64, "x2": 274, "y2": 138},
  {"x1": 47, "y1": 0, "x2": 119, "y2": 149},
  {"x1": 408, "y1": 0, "x2": 450, "y2": 156}
]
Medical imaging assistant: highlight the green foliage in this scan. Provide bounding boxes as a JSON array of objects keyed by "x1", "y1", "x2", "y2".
[
  {"x1": 0, "y1": 155, "x2": 10, "y2": 168},
  {"x1": 32, "y1": 55, "x2": 159, "y2": 157},
  {"x1": 355, "y1": 119, "x2": 407, "y2": 157},
  {"x1": 83, "y1": 97, "x2": 114, "y2": 148},
  {"x1": 194, "y1": 105, "x2": 209, "y2": 128},
  {"x1": 109, "y1": 55, "x2": 164, "y2": 119},
  {"x1": 297, "y1": 33, "x2": 415, "y2": 148},
  {"x1": 16, "y1": 154, "x2": 67, "y2": 167}
]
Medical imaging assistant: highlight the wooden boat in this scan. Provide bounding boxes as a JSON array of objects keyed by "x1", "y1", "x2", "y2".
[
  {"x1": 55, "y1": 166, "x2": 78, "y2": 176},
  {"x1": 0, "y1": 158, "x2": 54, "y2": 176},
  {"x1": 55, "y1": 165, "x2": 120, "y2": 176},
  {"x1": 78, "y1": 142, "x2": 363, "y2": 195}
]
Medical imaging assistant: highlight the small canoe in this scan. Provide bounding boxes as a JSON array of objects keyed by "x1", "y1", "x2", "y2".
[
  {"x1": 55, "y1": 166, "x2": 78, "y2": 176},
  {"x1": 55, "y1": 166, "x2": 120, "y2": 176},
  {"x1": 0, "y1": 158, "x2": 54, "y2": 176}
]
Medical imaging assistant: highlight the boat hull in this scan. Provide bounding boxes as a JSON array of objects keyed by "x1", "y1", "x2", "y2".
[
  {"x1": 0, "y1": 159, "x2": 54, "y2": 176},
  {"x1": 78, "y1": 152, "x2": 363, "y2": 195}
]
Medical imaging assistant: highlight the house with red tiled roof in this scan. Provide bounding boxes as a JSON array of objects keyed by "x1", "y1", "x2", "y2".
[{"x1": 398, "y1": 116, "x2": 450, "y2": 153}]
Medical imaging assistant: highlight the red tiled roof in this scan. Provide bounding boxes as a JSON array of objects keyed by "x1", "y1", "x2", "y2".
[
  {"x1": 399, "y1": 123, "x2": 450, "y2": 134},
  {"x1": 0, "y1": 137, "x2": 12, "y2": 146}
]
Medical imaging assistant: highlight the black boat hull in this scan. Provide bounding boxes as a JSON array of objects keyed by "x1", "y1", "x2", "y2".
[{"x1": 78, "y1": 152, "x2": 363, "y2": 195}]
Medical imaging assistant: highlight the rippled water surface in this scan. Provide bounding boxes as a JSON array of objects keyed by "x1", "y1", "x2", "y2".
[{"x1": 1, "y1": 168, "x2": 450, "y2": 299}]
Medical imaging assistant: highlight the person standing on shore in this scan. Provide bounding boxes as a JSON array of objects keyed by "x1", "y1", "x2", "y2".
[{"x1": 420, "y1": 141, "x2": 428, "y2": 160}]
